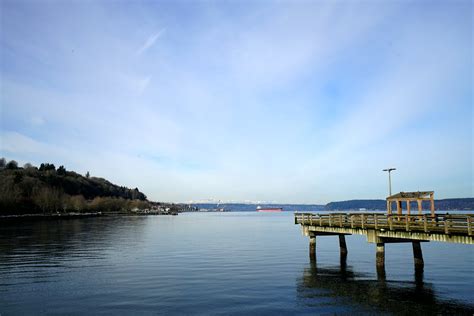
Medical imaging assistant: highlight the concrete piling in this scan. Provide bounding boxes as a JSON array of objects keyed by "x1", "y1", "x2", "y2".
[
  {"x1": 309, "y1": 235, "x2": 316, "y2": 260},
  {"x1": 339, "y1": 235, "x2": 348, "y2": 256},
  {"x1": 376, "y1": 243, "x2": 385, "y2": 267},
  {"x1": 412, "y1": 241, "x2": 424, "y2": 267}
]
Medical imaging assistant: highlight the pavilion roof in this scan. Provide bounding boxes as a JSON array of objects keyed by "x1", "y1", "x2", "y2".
[{"x1": 386, "y1": 191, "x2": 434, "y2": 201}]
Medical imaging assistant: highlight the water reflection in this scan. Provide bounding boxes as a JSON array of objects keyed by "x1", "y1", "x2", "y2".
[
  {"x1": 0, "y1": 217, "x2": 148, "y2": 273},
  {"x1": 297, "y1": 260, "x2": 474, "y2": 315}
]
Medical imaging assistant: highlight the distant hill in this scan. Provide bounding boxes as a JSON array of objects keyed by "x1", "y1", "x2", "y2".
[
  {"x1": 428, "y1": 198, "x2": 474, "y2": 210},
  {"x1": 193, "y1": 203, "x2": 325, "y2": 212},
  {"x1": 325, "y1": 198, "x2": 474, "y2": 211},
  {"x1": 195, "y1": 198, "x2": 474, "y2": 213},
  {"x1": 325, "y1": 200, "x2": 384, "y2": 211},
  {"x1": 0, "y1": 158, "x2": 148, "y2": 215}
]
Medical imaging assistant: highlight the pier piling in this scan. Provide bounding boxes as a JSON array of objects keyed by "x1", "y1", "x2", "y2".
[
  {"x1": 376, "y1": 243, "x2": 385, "y2": 267},
  {"x1": 309, "y1": 235, "x2": 316, "y2": 260},
  {"x1": 377, "y1": 265, "x2": 386, "y2": 281},
  {"x1": 339, "y1": 235, "x2": 348, "y2": 255},
  {"x1": 412, "y1": 241, "x2": 424, "y2": 267}
]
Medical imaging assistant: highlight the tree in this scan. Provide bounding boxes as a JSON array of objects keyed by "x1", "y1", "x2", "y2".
[
  {"x1": 86, "y1": 171, "x2": 90, "y2": 178},
  {"x1": 128, "y1": 199, "x2": 149, "y2": 210},
  {"x1": 131, "y1": 188, "x2": 139, "y2": 200},
  {"x1": 0, "y1": 177, "x2": 22, "y2": 213},
  {"x1": 57, "y1": 165, "x2": 66, "y2": 176},
  {"x1": 0, "y1": 158, "x2": 6, "y2": 169},
  {"x1": 33, "y1": 187, "x2": 63, "y2": 213},
  {"x1": 66, "y1": 195, "x2": 87, "y2": 212},
  {"x1": 23, "y1": 162, "x2": 34, "y2": 169},
  {"x1": 13, "y1": 171, "x2": 23, "y2": 184},
  {"x1": 5, "y1": 160, "x2": 18, "y2": 170},
  {"x1": 20, "y1": 176, "x2": 39, "y2": 198},
  {"x1": 39, "y1": 163, "x2": 55, "y2": 171}
]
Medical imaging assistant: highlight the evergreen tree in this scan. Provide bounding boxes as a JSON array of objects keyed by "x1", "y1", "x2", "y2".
[
  {"x1": 5, "y1": 160, "x2": 18, "y2": 170},
  {"x1": 57, "y1": 165, "x2": 66, "y2": 175}
]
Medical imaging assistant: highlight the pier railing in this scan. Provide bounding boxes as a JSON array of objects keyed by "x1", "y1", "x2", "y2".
[{"x1": 295, "y1": 212, "x2": 473, "y2": 236}]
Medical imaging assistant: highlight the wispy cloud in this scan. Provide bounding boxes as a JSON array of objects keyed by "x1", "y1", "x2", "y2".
[{"x1": 136, "y1": 29, "x2": 165, "y2": 55}]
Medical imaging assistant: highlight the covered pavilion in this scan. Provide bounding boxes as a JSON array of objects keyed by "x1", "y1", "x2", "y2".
[{"x1": 386, "y1": 191, "x2": 435, "y2": 216}]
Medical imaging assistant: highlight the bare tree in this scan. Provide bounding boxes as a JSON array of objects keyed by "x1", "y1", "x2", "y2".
[
  {"x1": 33, "y1": 187, "x2": 63, "y2": 213},
  {"x1": 0, "y1": 178, "x2": 22, "y2": 212},
  {"x1": 69, "y1": 195, "x2": 87, "y2": 212}
]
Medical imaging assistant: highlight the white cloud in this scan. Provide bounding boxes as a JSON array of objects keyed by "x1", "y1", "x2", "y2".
[{"x1": 136, "y1": 29, "x2": 165, "y2": 55}]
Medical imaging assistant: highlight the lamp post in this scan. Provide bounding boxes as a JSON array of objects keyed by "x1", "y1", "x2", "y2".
[{"x1": 382, "y1": 168, "x2": 396, "y2": 196}]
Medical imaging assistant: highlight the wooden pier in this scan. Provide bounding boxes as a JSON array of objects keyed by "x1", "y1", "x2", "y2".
[{"x1": 295, "y1": 191, "x2": 473, "y2": 271}]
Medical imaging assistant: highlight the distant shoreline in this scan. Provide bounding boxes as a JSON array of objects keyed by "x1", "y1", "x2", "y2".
[{"x1": 0, "y1": 212, "x2": 104, "y2": 222}]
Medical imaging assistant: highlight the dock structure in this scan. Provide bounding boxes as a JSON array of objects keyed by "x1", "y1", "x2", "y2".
[{"x1": 295, "y1": 191, "x2": 473, "y2": 271}]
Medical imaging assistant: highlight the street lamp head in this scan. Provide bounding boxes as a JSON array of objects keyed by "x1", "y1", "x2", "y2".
[{"x1": 383, "y1": 168, "x2": 396, "y2": 172}]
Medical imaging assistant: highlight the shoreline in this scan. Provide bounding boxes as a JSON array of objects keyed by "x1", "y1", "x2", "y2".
[
  {"x1": 0, "y1": 211, "x2": 185, "y2": 222},
  {"x1": 0, "y1": 212, "x2": 104, "y2": 222}
]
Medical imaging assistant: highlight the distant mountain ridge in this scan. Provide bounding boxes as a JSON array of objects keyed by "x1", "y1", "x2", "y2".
[
  {"x1": 324, "y1": 198, "x2": 474, "y2": 211},
  {"x1": 194, "y1": 198, "x2": 474, "y2": 212},
  {"x1": 194, "y1": 203, "x2": 325, "y2": 212}
]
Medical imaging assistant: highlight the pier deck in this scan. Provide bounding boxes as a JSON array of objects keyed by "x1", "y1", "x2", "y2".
[
  {"x1": 295, "y1": 212, "x2": 473, "y2": 244},
  {"x1": 295, "y1": 212, "x2": 473, "y2": 270}
]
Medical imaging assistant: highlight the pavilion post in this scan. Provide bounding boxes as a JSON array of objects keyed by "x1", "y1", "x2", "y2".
[
  {"x1": 396, "y1": 200, "x2": 402, "y2": 216},
  {"x1": 430, "y1": 193, "x2": 435, "y2": 217}
]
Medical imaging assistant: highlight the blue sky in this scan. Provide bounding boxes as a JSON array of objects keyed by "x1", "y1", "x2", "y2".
[{"x1": 0, "y1": 0, "x2": 472, "y2": 203}]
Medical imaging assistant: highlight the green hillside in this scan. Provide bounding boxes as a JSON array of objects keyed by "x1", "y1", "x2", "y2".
[{"x1": 0, "y1": 158, "x2": 149, "y2": 215}]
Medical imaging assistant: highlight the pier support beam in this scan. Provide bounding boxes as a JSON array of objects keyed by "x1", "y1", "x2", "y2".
[
  {"x1": 376, "y1": 242, "x2": 386, "y2": 280},
  {"x1": 376, "y1": 243, "x2": 385, "y2": 267},
  {"x1": 377, "y1": 264, "x2": 386, "y2": 281},
  {"x1": 339, "y1": 235, "x2": 348, "y2": 265},
  {"x1": 309, "y1": 235, "x2": 316, "y2": 261},
  {"x1": 339, "y1": 235, "x2": 348, "y2": 255},
  {"x1": 412, "y1": 241, "x2": 424, "y2": 267}
]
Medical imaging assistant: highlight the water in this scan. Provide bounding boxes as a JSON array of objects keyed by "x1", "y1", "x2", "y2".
[{"x1": 1, "y1": 212, "x2": 473, "y2": 315}]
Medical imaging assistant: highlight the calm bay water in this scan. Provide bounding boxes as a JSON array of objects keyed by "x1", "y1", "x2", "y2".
[{"x1": 1, "y1": 212, "x2": 473, "y2": 315}]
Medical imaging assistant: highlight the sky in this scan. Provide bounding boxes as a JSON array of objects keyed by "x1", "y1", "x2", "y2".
[{"x1": 0, "y1": 0, "x2": 472, "y2": 204}]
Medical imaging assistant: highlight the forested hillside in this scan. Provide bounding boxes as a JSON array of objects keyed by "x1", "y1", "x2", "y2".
[{"x1": 0, "y1": 158, "x2": 149, "y2": 215}]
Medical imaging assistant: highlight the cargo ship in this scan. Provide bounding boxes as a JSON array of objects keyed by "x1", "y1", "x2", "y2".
[{"x1": 256, "y1": 206, "x2": 283, "y2": 212}]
